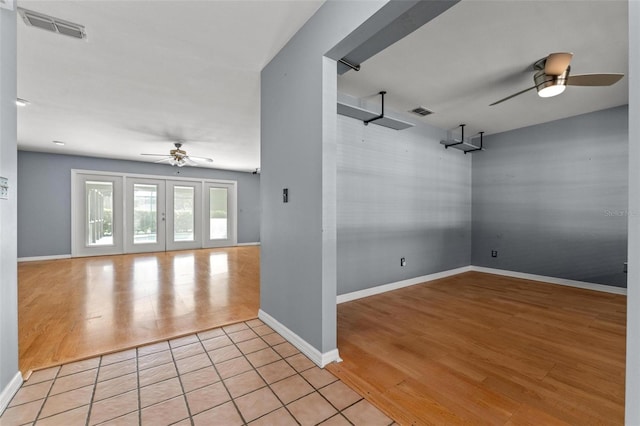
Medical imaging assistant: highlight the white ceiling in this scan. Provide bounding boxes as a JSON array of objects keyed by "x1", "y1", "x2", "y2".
[
  {"x1": 17, "y1": 0, "x2": 323, "y2": 172},
  {"x1": 17, "y1": 0, "x2": 628, "y2": 170},
  {"x1": 338, "y1": 0, "x2": 628, "y2": 138}
]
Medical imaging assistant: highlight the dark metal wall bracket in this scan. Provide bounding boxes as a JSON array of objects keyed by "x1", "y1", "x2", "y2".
[
  {"x1": 444, "y1": 124, "x2": 466, "y2": 149},
  {"x1": 364, "y1": 91, "x2": 387, "y2": 126},
  {"x1": 440, "y1": 124, "x2": 485, "y2": 153},
  {"x1": 464, "y1": 131, "x2": 484, "y2": 154}
]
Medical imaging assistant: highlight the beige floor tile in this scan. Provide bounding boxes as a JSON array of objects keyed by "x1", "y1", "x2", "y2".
[
  {"x1": 342, "y1": 399, "x2": 392, "y2": 426},
  {"x1": 228, "y1": 329, "x2": 259, "y2": 344},
  {"x1": 100, "y1": 411, "x2": 140, "y2": 425},
  {"x1": 185, "y1": 382, "x2": 230, "y2": 415},
  {"x1": 208, "y1": 345, "x2": 242, "y2": 364},
  {"x1": 98, "y1": 358, "x2": 137, "y2": 382},
  {"x1": 257, "y1": 360, "x2": 296, "y2": 384},
  {"x1": 169, "y1": 334, "x2": 200, "y2": 348},
  {"x1": 138, "y1": 350, "x2": 173, "y2": 371},
  {"x1": 88, "y1": 389, "x2": 139, "y2": 425},
  {"x1": 138, "y1": 341, "x2": 170, "y2": 357},
  {"x1": 223, "y1": 370, "x2": 266, "y2": 398},
  {"x1": 175, "y1": 353, "x2": 212, "y2": 375},
  {"x1": 287, "y1": 392, "x2": 337, "y2": 426},
  {"x1": 141, "y1": 395, "x2": 189, "y2": 425},
  {"x1": 58, "y1": 357, "x2": 100, "y2": 377},
  {"x1": 245, "y1": 319, "x2": 265, "y2": 328},
  {"x1": 171, "y1": 342, "x2": 205, "y2": 360},
  {"x1": 272, "y1": 342, "x2": 299, "y2": 358},
  {"x1": 49, "y1": 368, "x2": 97, "y2": 395},
  {"x1": 270, "y1": 374, "x2": 314, "y2": 404},
  {"x1": 138, "y1": 362, "x2": 178, "y2": 387},
  {"x1": 179, "y1": 366, "x2": 220, "y2": 393},
  {"x1": 216, "y1": 356, "x2": 253, "y2": 379},
  {"x1": 24, "y1": 366, "x2": 59, "y2": 385},
  {"x1": 248, "y1": 407, "x2": 298, "y2": 426},
  {"x1": 37, "y1": 404, "x2": 89, "y2": 426},
  {"x1": 93, "y1": 372, "x2": 138, "y2": 402},
  {"x1": 197, "y1": 328, "x2": 225, "y2": 341},
  {"x1": 201, "y1": 335, "x2": 233, "y2": 352},
  {"x1": 140, "y1": 377, "x2": 183, "y2": 408},
  {"x1": 285, "y1": 353, "x2": 315, "y2": 372},
  {"x1": 301, "y1": 367, "x2": 338, "y2": 389},
  {"x1": 234, "y1": 387, "x2": 282, "y2": 422},
  {"x1": 236, "y1": 338, "x2": 268, "y2": 355},
  {"x1": 8, "y1": 380, "x2": 52, "y2": 407},
  {"x1": 262, "y1": 333, "x2": 286, "y2": 346},
  {"x1": 39, "y1": 385, "x2": 93, "y2": 419},
  {"x1": 319, "y1": 413, "x2": 353, "y2": 425},
  {"x1": 101, "y1": 349, "x2": 136, "y2": 366},
  {"x1": 0, "y1": 399, "x2": 44, "y2": 425},
  {"x1": 172, "y1": 419, "x2": 192, "y2": 426},
  {"x1": 192, "y1": 401, "x2": 243, "y2": 426},
  {"x1": 319, "y1": 380, "x2": 362, "y2": 411},
  {"x1": 251, "y1": 325, "x2": 274, "y2": 336},
  {"x1": 222, "y1": 322, "x2": 249, "y2": 334},
  {"x1": 246, "y1": 348, "x2": 281, "y2": 368}
]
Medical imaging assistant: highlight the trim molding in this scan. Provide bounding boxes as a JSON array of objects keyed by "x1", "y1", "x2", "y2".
[
  {"x1": 469, "y1": 266, "x2": 627, "y2": 295},
  {"x1": 258, "y1": 309, "x2": 341, "y2": 367},
  {"x1": 236, "y1": 242, "x2": 261, "y2": 246},
  {"x1": 18, "y1": 254, "x2": 71, "y2": 263},
  {"x1": 337, "y1": 266, "x2": 473, "y2": 304},
  {"x1": 0, "y1": 372, "x2": 23, "y2": 415}
]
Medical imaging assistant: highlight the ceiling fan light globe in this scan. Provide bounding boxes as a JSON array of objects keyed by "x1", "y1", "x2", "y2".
[{"x1": 538, "y1": 84, "x2": 566, "y2": 98}]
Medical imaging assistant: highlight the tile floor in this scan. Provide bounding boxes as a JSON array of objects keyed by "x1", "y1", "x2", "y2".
[{"x1": 1, "y1": 319, "x2": 396, "y2": 426}]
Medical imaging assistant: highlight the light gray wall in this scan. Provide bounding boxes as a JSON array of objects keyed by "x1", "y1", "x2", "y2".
[
  {"x1": 17, "y1": 151, "x2": 260, "y2": 258},
  {"x1": 472, "y1": 106, "x2": 628, "y2": 287},
  {"x1": 0, "y1": 4, "x2": 19, "y2": 404},
  {"x1": 626, "y1": 0, "x2": 639, "y2": 421},
  {"x1": 337, "y1": 112, "x2": 471, "y2": 295}
]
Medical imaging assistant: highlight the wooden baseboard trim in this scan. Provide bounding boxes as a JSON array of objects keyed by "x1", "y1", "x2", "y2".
[
  {"x1": 0, "y1": 371, "x2": 23, "y2": 415},
  {"x1": 337, "y1": 266, "x2": 473, "y2": 304},
  {"x1": 469, "y1": 266, "x2": 627, "y2": 295},
  {"x1": 258, "y1": 309, "x2": 340, "y2": 367},
  {"x1": 18, "y1": 254, "x2": 71, "y2": 262}
]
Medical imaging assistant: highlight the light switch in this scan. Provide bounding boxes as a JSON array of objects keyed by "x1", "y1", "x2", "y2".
[
  {"x1": 0, "y1": 176, "x2": 8, "y2": 200},
  {"x1": 283, "y1": 188, "x2": 288, "y2": 203}
]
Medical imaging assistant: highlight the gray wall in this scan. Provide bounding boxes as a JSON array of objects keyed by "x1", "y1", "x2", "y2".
[
  {"x1": 337, "y1": 113, "x2": 471, "y2": 295},
  {"x1": 17, "y1": 151, "x2": 260, "y2": 258},
  {"x1": 0, "y1": 4, "x2": 19, "y2": 403},
  {"x1": 472, "y1": 106, "x2": 628, "y2": 287}
]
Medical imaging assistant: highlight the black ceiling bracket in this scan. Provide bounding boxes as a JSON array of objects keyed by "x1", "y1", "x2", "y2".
[
  {"x1": 445, "y1": 124, "x2": 465, "y2": 149},
  {"x1": 364, "y1": 91, "x2": 387, "y2": 126},
  {"x1": 338, "y1": 58, "x2": 360, "y2": 72},
  {"x1": 465, "y1": 131, "x2": 484, "y2": 154}
]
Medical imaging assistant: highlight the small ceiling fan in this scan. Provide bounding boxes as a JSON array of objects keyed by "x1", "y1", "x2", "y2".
[
  {"x1": 141, "y1": 142, "x2": 213, "y2": 167},
  {"x1": 490, "y1": 52, "x2": 624, "y2": 106}
]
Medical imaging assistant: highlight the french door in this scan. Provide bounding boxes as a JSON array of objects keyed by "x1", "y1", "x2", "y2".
[{"x1": 72, "y1": 171, "x2": 237, "y2": 257}]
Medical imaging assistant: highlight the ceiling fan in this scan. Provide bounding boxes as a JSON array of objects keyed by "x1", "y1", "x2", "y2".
[
  {"x1": 490, "y1": 52, "x2": 624, "y2": 106},
  {"x1": 141, "y1": 142, "x2": 213, "y2": 167}
]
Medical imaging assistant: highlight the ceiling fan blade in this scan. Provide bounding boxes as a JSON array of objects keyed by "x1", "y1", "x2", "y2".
[
  {"x1": 183, "y1": 156, "x2": 198, "y2": 166},
  {"x1": 544, "y1": 52, "x2": 573, "y2": 75},
  {"x1": 154, "y1": 158, "x2": 173, "y2": 164},
  {"x1": 188, "y1": 155, "x2": 214, "y2": 163},
  {"x1": 490, "y1": 85, "x2": 536, "y2": 106},
  {"x1": 141, "y1": 153, "x2": 171, "y2": 157},
  {"x1": 566, "y1": 73, "x2": 624, "y2": 86}
]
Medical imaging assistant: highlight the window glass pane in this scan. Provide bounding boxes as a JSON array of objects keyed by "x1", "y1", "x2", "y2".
[
  {"x1": 174, "y1": 186, "x2": 194, "y2": 241},
  {"x1": 209, "y1": 188, "x2": 228, "y2": 240},
  {"x1": 86, "y1": 181, "x2": 113, "y2": 246},
  {"x1": 133, "y1": 184, "x2": 157, "y2": 244}
]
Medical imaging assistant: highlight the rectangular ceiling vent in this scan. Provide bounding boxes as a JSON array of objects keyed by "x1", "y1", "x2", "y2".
[
  {"x1": 18, "y1": 7, "x2": 86, "y2": 40},
  {"x1": 410, "y1": 106, "x2": 433, "y2": 117}
]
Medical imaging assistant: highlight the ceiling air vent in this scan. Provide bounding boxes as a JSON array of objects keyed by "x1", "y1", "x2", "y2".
[
  {"x1": 410, "y1": 106, "x2": 433, "y2": 117},
  {"x1": 18, "y1": 7, "x2": 86, "y2": 40}
]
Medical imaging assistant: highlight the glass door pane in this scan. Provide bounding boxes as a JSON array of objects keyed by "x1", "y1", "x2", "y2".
[
  {"x1": 125, "y1": 178, "x2": 166, "y2": 254},
  {"x1": 204, "y1": 182, "x2": 236, "y2": 248},
  {"x1": 166, "y1": 181, "x2": 202, "y2": 251},
  {"x1": 86, "y1": 181, "x2": 113, "y2": 246},
  {"x1": 209, "y1": 187, "x2": 228, "y2": 240}
]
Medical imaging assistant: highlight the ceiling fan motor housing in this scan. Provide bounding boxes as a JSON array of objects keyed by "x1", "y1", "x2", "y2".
[{"x1": 534, "y1": 66, "x2": 570, "y2": 97}]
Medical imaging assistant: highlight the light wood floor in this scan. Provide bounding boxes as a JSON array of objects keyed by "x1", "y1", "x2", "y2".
[
  {"x1": 18, "y1": 246, "x2": 259, "y2": 376},
  {"x1": 327, "y1": 271, "x2": 626, "y2": 425}
]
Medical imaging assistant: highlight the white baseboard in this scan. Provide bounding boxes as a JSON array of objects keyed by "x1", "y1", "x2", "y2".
[
  {"x1": 236, "y1": 242, "x2": 261, "y2": 246},
  {"x1": 18, "y1": 254, "x2": 71, "y2": 262},
  {"x1": 258, "y1": 309, "x2": 341, "y2": 367},
  {"x1": 0, "y1": 372, "x2": 23, "y2": 415},
  {"x1": 337, "y1": 266, "x2": 473, "y2": 304},
  {"x1": 469, "y1": 266, "x2": 627, "y2": 295}
]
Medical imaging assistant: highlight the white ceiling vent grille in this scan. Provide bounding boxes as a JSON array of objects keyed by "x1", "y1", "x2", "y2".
[
  {"x1": 410, "y1": 106, "x2": 434, "y2": 117},
  {"x1": 18, "y1": 8, "x2": 86, "y2": 40}
]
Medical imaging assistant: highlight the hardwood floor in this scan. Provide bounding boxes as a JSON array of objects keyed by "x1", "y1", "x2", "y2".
[
  {"x1": 18, "y1": 246, "x2": 259, "y2": 376},
  {"x1": 327, "y1": 272, "x2": 626, "y2": 426}
]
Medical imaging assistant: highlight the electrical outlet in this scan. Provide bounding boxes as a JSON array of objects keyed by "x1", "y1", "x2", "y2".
[
  {"x1": 491, "y1": 250, "x2": 498, "y2": 258},
  {"x1": 400, "y1": 257, "x2": 406, "y2": 267}
]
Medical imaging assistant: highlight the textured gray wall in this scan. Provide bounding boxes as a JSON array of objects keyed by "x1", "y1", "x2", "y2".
[
  {"x1": 472, "y1": 106, "x2": 628, "y2": 287},
  {"x1": 0, "y1": 4, "x2": 19, "y2": 397},
  {"x1": 337, "y1": 113, "x2": 471, "y2": 295},
  {"x1": 17, "y1": 151, "x2": 260, "y2": 258}
]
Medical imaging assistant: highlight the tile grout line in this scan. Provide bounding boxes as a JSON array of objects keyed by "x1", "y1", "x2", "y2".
[
  {"x1": 31, "y1": 365, "x2": 63, "y2": 423},
  {"x1": 84, "y1": 355, "x2": 104, "y2": 426},
  {"x1": 136, "y1": 347, "x2": 143, "y2": 426},
  {"x1": 169, "y1": 339, "x2": 196, "y2": 426}
]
